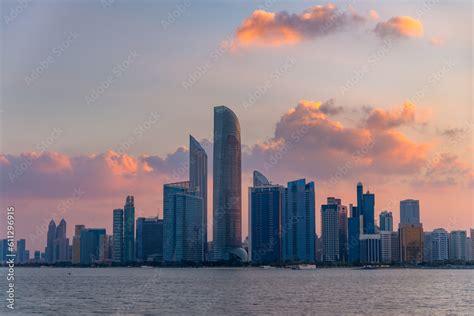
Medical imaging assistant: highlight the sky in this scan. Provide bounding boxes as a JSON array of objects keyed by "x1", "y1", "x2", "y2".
[{"x1": 0, "y1": 0, "x2": 472, "y2": 252}]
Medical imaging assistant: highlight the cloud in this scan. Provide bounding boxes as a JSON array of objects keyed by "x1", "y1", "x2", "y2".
[
  {"x1": 429, "y1": 36, "x2": 445, "y2": 46},
  {"x1": 369, "y1": 10, "x2": 379, "y2": 20},
  {"x1": 374, "y1": 16, "x2": 424, "y2": 39},
  {"x1": 245, "y1": 99, "x2": 431, "y2": 183},
  {"x1": 233, "y1": 4, "x2": 365, "y2": 48},
  {"x1": 413, "y1": 153, "x2": 472, "y2": 187}
]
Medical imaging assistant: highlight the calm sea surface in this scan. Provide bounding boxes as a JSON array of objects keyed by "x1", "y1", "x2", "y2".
[{"x1": 1, "y1": 267, "x2": 473, "y2": 315}]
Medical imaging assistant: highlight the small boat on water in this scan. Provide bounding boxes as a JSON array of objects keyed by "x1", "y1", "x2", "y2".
[{"x1": 288, "y1": 264, "x2": 317, "y2": 270}]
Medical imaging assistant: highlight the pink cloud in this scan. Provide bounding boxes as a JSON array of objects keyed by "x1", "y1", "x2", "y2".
[{"x1": 374, "y1": 16, "x2": 424, "y2": 39}]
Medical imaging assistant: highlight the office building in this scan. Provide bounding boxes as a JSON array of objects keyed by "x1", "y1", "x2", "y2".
[
  {"x1": 379, "y1": 211, "x2": 393, "y2": 231},
  {"x1": 423, "y1": 232, "x2": 433, "y2": 262},
  {"x1": 380, "y1": 231, "x2": 393, "y2": 263},
  {"x1": 282, "y1": 179, "x2": 315, "y2": 262},
  {"x1": 449, "y1": 230, "x2": 467, "y2": 261},
  {"x1": 45, "y1": 219, "x2": 56, "y2": 263},
  {"x1": 399, "y1": 224, "x2": 424, "y2": 264},
  {"x1": 164, "y1": 181, "x2": 204, "y2": 263},
  {"x1": 16, "y1": 239, "x2": 26, "y2": 264},
  {"x1": 99, "y1": 234, "x2": 111, "y2": 262},
  {"x1": 321, "y1": 198, "x2": 340, "y2": 262},
  {"x1": 54, "y1": 219, "x2": 70, "y2": 262},
  {"x1": 400, "y1": 199, "x2": 420, "y2": 225},
  {"x1": 249, "y1": 171, "x2": 283, "y2": 264},
  {"x1": 362, "y1": 191, "x2": 375, "y2": 234},
  {"x1": 189, "y1": 135, "x2": 208, "y2": 259},
  {"x1": 72, "y1": 224, "x2": 85, "y2": 264},
  {"x1": 430, "y1": 228, "x2": 449, "y2": 261},
  {"x1": 390, "y1": 231, "x2": 400, "y2": 262},
  {"x1": 213, "y1": 106, "x2": 243, "y2": 261},
  {"x1": 136, "y1": 217, "x2": 163, "y2": 262},
  {"x1": 359, "y1": 234, "x2": 380, "y2": 264},
  {"x1": 113, "y1": 209, "x2": 124, "y2": 263},
  {"x1": 123, "y1": 196, "x2": 135, "y2": 262},
  {"x1": 80, "y1": 228, "x2": 106, "y2": 265},
  {"x1": 348, "y1": 204, "x2": 362, "y2": 264}
]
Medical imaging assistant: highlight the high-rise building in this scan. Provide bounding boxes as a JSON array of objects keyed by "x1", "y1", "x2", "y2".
[
  {"x1": 466, "y1": 237, "x2": 472, "y2": 261},
  {"x1": 321, "y1": 198, "x2": 340, "y2": 262},
  {"x1": 136, "y1": 217, "x2": 163, "y2": 262},
  {"x1": 123, "y1": 196, "x2": 135, "y2": 262},
  {"x1": 282, "y1": 179, "x2": 315, "y2": 262},
  {"x1": 99, "y1": 234, "x2": 111, "y2": 262},
  {"x1": 348, "y1": 204, "x2": 362, "y2": 264},
  {"x1": 164, "y1": 181, "x2": 204, "y2": 263},
  {"x1": 54, "y1": 218, "x2": 69, "y2": 262},
  {"x1": 400, "y1": 199, "x2": 420, "y2": 225},
  {"x1": 423, "y1": 232, "x2": 433, "y2": 262},
  {"x1": 471, "y1": 229, "x2": 474, "y2": 262},
  {"x1": 337, "y1": 202, "x2": 348, "y2": 263},
  {"x1": 362, "y1": 191, "x2": 375, "y2": 234},
  {"x1": 449, "y1": 230, "x2": 467, "y2": 261},
  {"x1": 379, "y1": 211, "x2": 393, "y2": 232},
  {"x1": 249, "y1": 171, "x2": 283, "y2": 264},
  {"x1": 80, "y1": 228, "x2": 106, "y2": 265},
  {"x1": 359, "y1": 234, "x2": 381, "y2": 264},
  {"x1": 430, "y1": 228, "x2": 449, "y2": 261},
  {"x1": 356, "y1": 182, "x2": 363, "y2": 217},
  {"x1": 34, "y1": 250, "x2": 41, "y2": 262},
  {"x1": 46, "y1": 219, "x2": 56, "y2": 263},
  {"x1": 189, "y1": 135, "x2": 208, "y2": 259},
  {"x1": 213, "y1": 105, "x2": 242, "y2": 261},
  {"x1": 399, "y1": 224, "x2": 424, "y2": 264},
  {"x1": 380, "y1": 231, "x2": 393, "y2": 263},
  {"x1": 390, "y1": 231, "x2": 400, "y2": 262},
  {"x1": 16, "y1": 239, "x2": 26, "y2": 264},
  {"x1": 72, "y1": 224, "x2": 85, "y2": 264},
  {"x1": 113, "y1": 209, "x2": 124, "y2": 263}
]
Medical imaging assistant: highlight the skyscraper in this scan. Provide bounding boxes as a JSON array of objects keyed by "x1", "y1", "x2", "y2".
[
  {"x1": 16, "y1": 239, "x2": 26, "y2": 264},
  {"x1": 356, "y1": 182, "x2": 363, "y2": 217},
  {"x1": 423, "y1": 231, "x2": 433, "y2": 262},
  {"x1": 400, "y1": 199, "x2": 420, "y2": 225},
  {"x1": 212, "y1": 106, "x2": 242, "y2": 261},
  {"x1": 123, "y1": 196, "x2": 135, "y2": 262},
  {"x1": 282, "y1": 179, "x2": 315, "y2": 262},
  {"x1": 72, "y1": 224, "x2": 85, "y2": 264},
  {"x1": 189, "y1": 135, "x2": 208, "y2": 260},
  {"x1": 379, "y1": 211, "x2": 393, "y2": 232},
  {"x1": 136, "y1": 217, "x2": 163, "y2": 262},
  {"x1": 55, "y1": 218, "x2": 69, "y2": 262},
  {"x1": 337, "y1": 202, "x2": 348, "y2": 262},
  {"x1": 113, "y1": 209, "x2": 124, "y2": 263},
  {"x1": 46, "y1": 219, "x2": 56, "y2": 264},
  {"x1": 362, "y1": 191, "x2": 375, "y2": 234},
  {"x1": 163, "y1": 181, "x2": 204, "y2": 263},
  {"x1": 348, "y1": 204, "x2": 362, "y2": 264},
  {"x1": 80, "y1": 228, "x2": 106, "y2": 265},
  {"x1": 359, "y1": 234, "x2": 381, "y2": 264},
  {"x1": 449, "y1": 230, "x2": 467, "y2": 261},
  {"x1": 379, "y1": 231, "x2": 393, "y2": 263},
  {"x1": 321, "y1": 198, "x2": 340, "y2": 262},
  {"x1": 399, "y1": 224, "x2": 424, "y2": 264},
  {"x1": 249, "y1": 171, "x2": 283, "y2": 264},
  {"x1": 430, "y1": 228, "x2": 449, "y2": 261}
]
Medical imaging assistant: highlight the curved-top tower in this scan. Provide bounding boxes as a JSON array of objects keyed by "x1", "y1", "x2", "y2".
[{"x1": 213, "y1": 106, "x2": 242, "y2": 261}]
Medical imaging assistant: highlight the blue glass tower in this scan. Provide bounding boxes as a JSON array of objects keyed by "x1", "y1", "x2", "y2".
[
  {"x1": 80, "y1": 228, "x2": 106, "y2": 265},
  {"x1": 249, "y1": 171, "x2": 283, "y2": 264},
  {"x1": 282, "y1": 179, "x2": 315, "y2": 263},
  {"x1": 123, "y1": 196, "x2": 135, "y2": 262}
]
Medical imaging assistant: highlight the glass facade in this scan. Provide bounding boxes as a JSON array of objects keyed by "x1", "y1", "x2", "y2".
[
  {"x1": 213, "y1": 106, "x2": 242, "y2": 261},
  {"x1": 123, "y1": 196, "x2": 135, "y2": 262},
  {"x1": 136, "y1": 217, "x2": 164, "y2": 262},
  {"x1": 80, "y1": 228, "x2": 106, "y2": 264},
  {"x1": 113, "y1": 209, "x2": 124, "y2": 262}
]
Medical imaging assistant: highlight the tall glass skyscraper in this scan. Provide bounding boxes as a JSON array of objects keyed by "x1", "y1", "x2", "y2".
[
  {"x1": 163, "y1": 181, "x2": 203, "y2": 263},
  {"x1": 46, "y1": 219, "x2": 56, "y2": 264},
  {"x1": 189, "y1": 135, "x2": 207, "y2": 260},
  {"x1": 113, "y1": 209, "x2": 124, "y2": 262},
  {"x1": 80, "y1": 228, "x2": 106, "y2": 265},
  {"x1": 282, "y1": 179, "x2": 315, "y2": 263},
  {"x1": 136, "y1": 217, "x2": 163, "y2": 262},
  {"x1": 123, "y1": 196, "x2": 135, "y2": 262},
  {"x1": 212, "y1": 106, "x2": 242, "y2": 261},
  {"x1": 362, "y1": 191, "x2": 375, "y2": 234},
  {"x1": 379, "y1": 211, "x2": 393, "y2": 231},
  {"x1": 400, "y1": 199, "x2": 420, "y2": 225},
  {"x1": 249, "y1": 171, "x2": 283, "y2": 264},
  {"x1": 321, "y1": 198, "x2": 340, "y2": 262}
]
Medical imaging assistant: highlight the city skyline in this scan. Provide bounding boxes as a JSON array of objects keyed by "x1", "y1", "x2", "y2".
[{"x1": 0, "y1": 1, "x2": 472, "y2": 253}]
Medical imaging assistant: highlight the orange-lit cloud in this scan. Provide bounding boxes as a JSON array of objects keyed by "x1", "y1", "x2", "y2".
[
  {"x1": 374, "y1": 16, "x2": 424, "y2": 39},
  {"x1": 233, "y1": 4, "x2": 365, "y2": 48},
  {"x1": 369, "y1": 9, "x2": 379, "y2": 20},
  {"x1": 429, "y1": 36, "x2": 445, "y2": 46}
]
